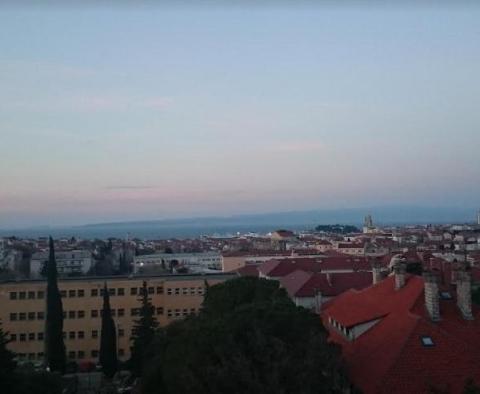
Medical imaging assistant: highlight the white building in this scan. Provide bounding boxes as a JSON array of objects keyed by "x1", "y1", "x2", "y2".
[
  {"x1": 134, "y1": 252, "x2": 222, "y2": 274},
  {"x1": 30, "y1": 249, "x2": 93, "y2": 278}
]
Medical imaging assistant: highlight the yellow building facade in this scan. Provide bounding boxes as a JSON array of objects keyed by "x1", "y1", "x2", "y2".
[{"x1": 0, "y1": 273, "x2": 235, "y2": 364}]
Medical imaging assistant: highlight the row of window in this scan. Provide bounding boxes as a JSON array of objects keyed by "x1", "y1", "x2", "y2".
[
  {"x1": 15, "y1": 349, "x2": 126, "y2": 361},
  {"x1": 11, "y1": 329, "x2": 127, "y2": 342},
  {"x1": 9, "y1": 291, "x2": 44, "y2": 300},
  {"x1": 9, "y1": 286, "x2": 205, "y2": 300},
  {"x1": 9, "y1": 306, "x2": 171, "y2": 322},
  {"x1": 10, "y1": 312, "x2": 44, "y2": 321},
  {"x1": 10, "y1": 332, "x2": 44, "y2": 342}
]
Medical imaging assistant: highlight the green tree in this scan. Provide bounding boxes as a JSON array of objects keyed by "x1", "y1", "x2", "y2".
[
  {"x1": 464, "y1": 378, "x2": 480, "y2": 394},
  {"x1": 100, "y1": 282, "x2": 118, "y2": 379},
  {"x1": 130, "y1": 281, "x2": 159, "y2": 376},
  {"x1": 45, "y1": 237, "x2": 66, "y2": 374},
  {"x1": 142, "y1": 277, "x2": 345, "y2": 394}
]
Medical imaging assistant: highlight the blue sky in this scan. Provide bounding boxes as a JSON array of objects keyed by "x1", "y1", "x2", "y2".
[{"x1": 1, "y1": 4, "x2": 479, "y2": 227}]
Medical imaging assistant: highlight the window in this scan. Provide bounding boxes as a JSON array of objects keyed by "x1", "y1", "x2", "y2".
[
  {"x1": 28, "y1": 291, "x2": 35, "y2": 299},
  {"x1": 37, "y1": 352, "x2": 44, "y2": 358},
  {"x1": 37, "y1": 332, "x2": 44, "y2": 341},
  {"x1": 157, "y1": 307, "x2": 164, "y2": 315},
  {"x1": 109, "y1": 288, "x2": 115, "y2": 296},
  {"x1": 37, "y1": 291, "x2": 45, "y2": 299},
  {"x1": 182, "y1": 288, "x2": 188, "y2": 295},
  {"x1": 182, "y1": 309, "x2": 188, "y2": 316},
  {"x1": 20, "y1": 334, "x2": 26, "y2": 342},
  {"x1": 167, "y1": 288, "x2": 172, "y2": 295},
  {"x1": 190, "y1": 308, "x2": 196, "y2": 315},
  {"x1": 421, "y1": 336, "x2": 434, "y2": 347},
  {"x1": 78, "y1": 331, "x2": 84, "y2": 339},
  {"x1": 19, "y1": 313, "x2": 26, "y2": 321},
  {"x1": 156, "y1": 286, "x2": 164, "y2": 294},
  {"x1": 91, "y1": 350, "x2": 99, "y2": 358},
  {"x1": 440, "y1": 291, "x2": 453, "y2": 300},
  {"x1": 78, "y1": 310, "x2": 85, "y2": 319},
  {"x1": 118, "y1": 308, "x2": 125, "y2": 317},
  {"x1": 190, "y1": 287, "x2": 196, "y2": 295},
  {"x1": 37, "y1": 312, "x2": 44, "y2": 320},
  {"x1": 91, "y1": 310, "x2": 98, "y2": 318},
  {"x1": 68, "y1": 351, "x2": 76, "y2": 359},
  {"x1": 69, "y1": 311, "x2": 76, "y2": 319},
  {"x1": 10, "y1": 292, "x2": 17, "y2": 300},
  {"x1": 167, "y1": 309, "x2": 172, "y2": 317},
  {"x1": 91, "y1": 289, "x2": 98, "y2": 297},
  {"x1": 69, "y1": 331, "x2": 76, "y2": 339},
  {"x1": 28, "y1": 312, "x2": 35, "y2": 320},
  {"x1": 131, "y1": 308, "x2": 139, "y2": 316},
  {"x1": 69, "y1": 290, "x2": 76, "y2": 298},
  {"x1": 174, "y1": 309, "x2": 180, "y2": 317},
  {"x1": 197, "y1": 287, "x2": 204, "y2": 295},
  {"x1": 10, "y1": 334, "x2": 17, "y2": 341},
  {"x1": 131, "y1": 287, "x2": 138, "y2": 296},
  {"x1": 60, "y1": 290, "x2": 67, "y2": 298},
  {"x1": 10, "y1": 313, "x2": 17, "y2": 321},
  {"x1": 19, "y1": 291, "x2": 26, "y2": 300},
  {"x1": 28, "y1": 333, "x2": 35, "y2": 341},
  {"x1": 118, "y1": 349, "x2": 125, "y2": 357},
  {"x1": 118, "y1": 329, "x2": 124, "y2": 337},
  {"x1": 174, "y1": 288, "x2": 180, "y2": 295},
  {"x1": 111, "y1": 309, "x2": 116, "y2": 317},
  {"x1": 148, "y1": 287, "x2": 154, "y2": 294},
  {"x1": 117, "y1": 288, "x2": 125, "y2": 296},
  {"x1": 78, "y1": 289, "x2": 85, "y2": 297},
  {"x1": 92, "y1": 330, "x2": 98, "y2": 339}
]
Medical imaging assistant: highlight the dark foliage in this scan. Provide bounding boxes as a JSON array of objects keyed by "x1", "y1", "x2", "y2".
[
  {"x1": 100, "y1": 282, "x2": 118, "y2": 378},
  {"x1": 142, "y1": 277, "x2": 345, "y2": 394},
  {"x1": 45, "y1": 237, "x2": 66, "y2": 374},
  {"x1": 130, "y1": 281, "x2": 159, "y2": 376},
  {"x1": 315, "y1": 224, "x2": 360, "y2": 234}
]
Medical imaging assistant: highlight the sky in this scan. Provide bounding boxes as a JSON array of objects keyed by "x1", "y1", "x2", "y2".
[{"x1": 0, "y1": 3, "x2": 479, "y2": 228}]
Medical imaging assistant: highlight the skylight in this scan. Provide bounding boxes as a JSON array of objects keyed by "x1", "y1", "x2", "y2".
[
  {"x1": 440, "y1": 291, "x2": 453, "y2": 300},
  {"x1": 421, "y1": 336, "x2": 434, "y2": 347}
]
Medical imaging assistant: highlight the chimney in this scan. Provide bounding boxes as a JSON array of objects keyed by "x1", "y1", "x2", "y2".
[
  {"x1": 394, "y1": 261, "x2": 406, "y2": 290},
  {"x1": 456, "y1": 270, "x2": 474, "y2": 320},
  {"x1": 423, "y1": 271, "x2": 440, "y2": 321},
  {"x1": 371, "y1": 259, "x2": 383, "y2": 285}
]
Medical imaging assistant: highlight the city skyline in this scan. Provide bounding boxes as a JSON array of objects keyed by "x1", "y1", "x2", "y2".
[{"x1": 1, "y1": 4, "x2": 480, "y2": 227}]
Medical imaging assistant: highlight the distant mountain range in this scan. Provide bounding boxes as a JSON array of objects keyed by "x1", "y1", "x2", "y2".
[{"x1": 1, "y1": 205, "x2": 477, "y2": 239}]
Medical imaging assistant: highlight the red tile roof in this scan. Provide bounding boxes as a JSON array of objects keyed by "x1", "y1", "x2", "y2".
[
  {"x1": 322, "y1": 274, "x2": 480, "y2": 393},
  {"x1": 281, "y1": 270, "x2": 373, "y2": 298}
]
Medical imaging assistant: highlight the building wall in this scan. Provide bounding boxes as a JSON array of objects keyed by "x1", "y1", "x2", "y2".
[
  {"x1": 0, "y1": 273, "x2": 234, "y2": 364},
  {"x1": 134, "y1": 252, "x2": 222, "y2": 273},
  {"x1": 30, "y1": 250, "x2": 93, "y2": 278}
]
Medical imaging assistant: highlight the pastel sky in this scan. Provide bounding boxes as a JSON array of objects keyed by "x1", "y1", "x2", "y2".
[{"x1": 1, "y1": 3, "x2": 479, "y2": 228}]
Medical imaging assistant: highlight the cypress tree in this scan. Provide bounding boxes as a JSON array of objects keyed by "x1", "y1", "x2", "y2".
[
  {"x1": 45, "y1": 237, "x2": 66, "y2": 374},
  {"x1": 130, "y1": 281, "x2": 159, "y2": 376},
  {"x1": 99, "y1": 282, "x2": 118, "y2": 379},
  {"x1": 0, "y1": 324, "x2": 16, "y2": 389}
]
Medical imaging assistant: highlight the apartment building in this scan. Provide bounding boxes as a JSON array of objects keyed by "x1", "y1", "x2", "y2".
[
  {"x1": 0, "y1": 273, "x2": 235, "y2": 364},
  {"x1": 30, "y1": 250, "x2": 93, "y2": 278},
  {"x1": 133, "y1": 252, "x2": 222, "y2": 273}
]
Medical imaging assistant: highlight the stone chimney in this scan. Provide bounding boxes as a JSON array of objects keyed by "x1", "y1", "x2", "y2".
[
  {"x1": 394, "y1": 261, "x2": 406, "y2": 290},
  {"x1": 423, "y1": 271, "x2": 440, "y2": 321},
  {"x1": 456, "y1": 270, "x2": 474, "y2": 320},
  {"x1": 371, "y1": 259, "x2": 383, "y2": 285}
]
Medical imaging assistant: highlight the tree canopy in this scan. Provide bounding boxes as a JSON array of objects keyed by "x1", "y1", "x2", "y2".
[{"x1": 141, "y1": 277, "x2": 344, "y2": 394}]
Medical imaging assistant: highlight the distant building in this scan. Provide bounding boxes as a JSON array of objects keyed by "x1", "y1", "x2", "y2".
[
  {"x1": 363, "y1": 214, "x2": 377, "y2": 234},
  {"x1": 30, "y1": 250, "x2": 93, "y2": 278},
  {"x1": 133, "y1": 252, "x2": 222, "y2": 273}
]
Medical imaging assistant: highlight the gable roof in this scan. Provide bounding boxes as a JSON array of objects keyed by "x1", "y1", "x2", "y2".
[{"x1": 322, "y1": 274, "x2": 480, "y2": 393}]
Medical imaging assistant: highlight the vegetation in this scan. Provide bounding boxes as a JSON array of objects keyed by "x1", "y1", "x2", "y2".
[
  {"x1": 141, "y1": 277, "x2": 345, "y2": 394},
  {"x1": 315, "y1": 224, "x2": 360, "y2": 234},
  {"x1": 100, "y1": 282, "x2": 118, "y2": 378},
  {"x1": 45, "y1": 237, "x2": 66, "y2": 374},
  {"x1": 130, "y1": 281, "x2": 159, "y2": 377}
]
